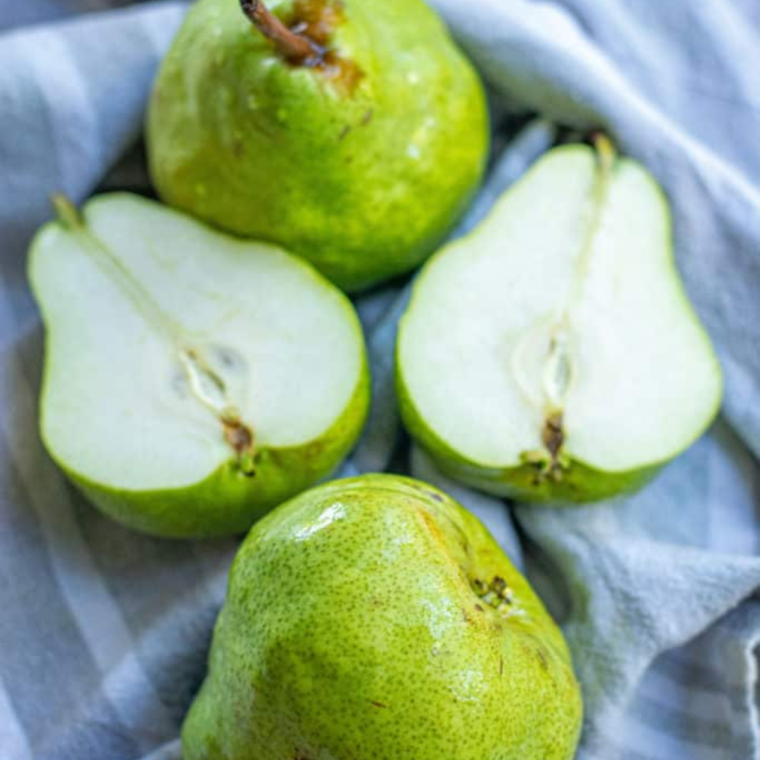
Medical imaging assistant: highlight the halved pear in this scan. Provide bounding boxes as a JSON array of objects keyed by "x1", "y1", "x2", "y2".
[
  {"x1": 397, "y1": 140, "x2": 722, "y2": 503},
  {"x1": 29, "y1": 194, "x2": 369, "y2": 537}
]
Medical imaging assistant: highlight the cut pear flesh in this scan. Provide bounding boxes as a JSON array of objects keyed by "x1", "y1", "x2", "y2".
[
  {"x1": 30, "y1": 194, "x2": 366, "y2": 496},
  {"x1": 398, "y1": 143, "x2": 721, "y2": 496}
]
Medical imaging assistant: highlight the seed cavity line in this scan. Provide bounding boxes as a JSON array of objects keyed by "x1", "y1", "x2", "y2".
[
  {"x1": 52, "y1": 195, "x2": 257, "y2": 476},
  {"x1": 515, "y1": 136, "x2": 617, "y2": 482}
]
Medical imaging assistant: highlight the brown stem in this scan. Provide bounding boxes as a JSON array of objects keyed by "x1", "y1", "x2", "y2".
[{"x1": 240, "y1": 0, "x2": 322, "y2": 64}]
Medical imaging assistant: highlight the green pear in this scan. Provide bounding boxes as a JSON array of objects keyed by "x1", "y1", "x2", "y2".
[
  {"x1": 183, "y1": 474, "x2": 582, "y2": 760},
  {"x1": 147, "y1": 0, "x2": 489, "y2": 292},
  {"x1": 28, "y1": 194, "x2": 369, "y2": 538},
  {"x1": 397, "y1": 139, "x2": 722, "y2": 503}
]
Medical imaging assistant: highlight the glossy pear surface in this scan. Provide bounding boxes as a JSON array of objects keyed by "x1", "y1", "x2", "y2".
[
  {"x1": 147, "y1": 0, "x2": 489, "y2": 292},
  {"x1": 183, "y1": 474, "x2": 582, "y2": 759},
  {"x1": 29, "y1": 194, "x2": 369, "y2": 537}
]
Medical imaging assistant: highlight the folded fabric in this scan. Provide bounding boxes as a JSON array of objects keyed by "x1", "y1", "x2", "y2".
[{"x1": 0, "y1": 2, "x2": 758, "y2": 760}]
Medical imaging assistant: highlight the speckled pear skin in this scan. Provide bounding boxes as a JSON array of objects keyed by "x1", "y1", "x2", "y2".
[
  {"x1": 147, "y1": 0, "x2": 489, "y2": 293},
  {"x1": 182, "y1": 474, "x2": 582, "y2": 760}
]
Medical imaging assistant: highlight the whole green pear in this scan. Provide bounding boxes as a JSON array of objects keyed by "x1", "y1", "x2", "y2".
[
  {"x1": 147, "y1": 0, "x2": 489, "y2": 292},
  {"x1": 183, "y1": 474, "x2": 582, "y2": 759}
]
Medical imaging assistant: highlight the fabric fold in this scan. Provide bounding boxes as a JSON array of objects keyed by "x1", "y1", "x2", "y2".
[{"x1": 0, "y1": 2, "x2": 757, "y2": 760}]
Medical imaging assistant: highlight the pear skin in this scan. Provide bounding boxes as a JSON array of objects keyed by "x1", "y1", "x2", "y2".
[{"x1": 183, "y1": 474, "x2": 582, "y2": 759}]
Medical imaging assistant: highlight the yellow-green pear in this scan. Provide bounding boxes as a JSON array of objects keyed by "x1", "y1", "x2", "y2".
[
  {"x1": 147, "y1": 0, "x2": 489, "y2": 292},
  {"x1": 183, "y1": 474, "x2": 582, "y2": 759}
]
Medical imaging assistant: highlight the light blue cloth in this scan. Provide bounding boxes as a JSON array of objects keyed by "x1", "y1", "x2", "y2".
[{"x1": 0, "y1": 2, "x2": 758, "y2": 760}]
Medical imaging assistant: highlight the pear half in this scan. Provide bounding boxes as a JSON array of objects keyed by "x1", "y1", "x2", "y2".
[
  {"x1": 29, "y1": 194, "x2": 369, "y2": 537},
  {"x1": 397, "y1": 141, "x2": 722, "y2": 503},
  {"x1": 183, "y1": 474, "x2": 582, "y2": 760}
]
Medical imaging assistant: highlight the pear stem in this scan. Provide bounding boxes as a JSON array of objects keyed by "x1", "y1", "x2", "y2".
[
  {"x1": 239, "y1": 0, "x2": 322, "y2": 64},
  {"x1": 593, "y1": 132, "x2": 617, "y2": 176},
  {"x1": 52, "y1": 193, "x2": 84, "y2": 231}
]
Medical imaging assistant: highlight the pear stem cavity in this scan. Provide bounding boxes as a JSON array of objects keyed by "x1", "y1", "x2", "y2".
[
  {"x1": 542, "y1": 326, "x2": 572, "y2": 411},
  {"x1": 239, "y1": 0, "x2": 324, "y2": 65},
  {"x1": 51, "y1": 195, "x2": 257, "y2": 474},
  {"x1": 179, "y1": 348, "x2": 234, "y2": 417}
]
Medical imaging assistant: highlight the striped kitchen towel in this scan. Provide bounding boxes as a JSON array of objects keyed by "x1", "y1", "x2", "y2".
[{"x1": 0, "y1": 1, "x2": 758, "y2": 759}]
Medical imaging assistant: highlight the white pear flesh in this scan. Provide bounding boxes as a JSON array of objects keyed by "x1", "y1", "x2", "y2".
[
  {"x1": 29, "y1": 194, "x2": 368, "y2": 534},
  {"x1": 398, "y1": 144, "x2": 722, "y2": 501}
]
